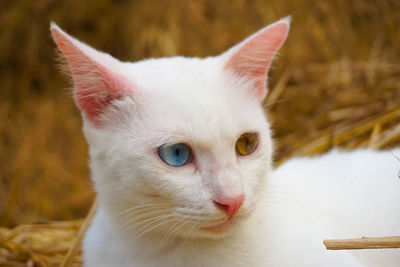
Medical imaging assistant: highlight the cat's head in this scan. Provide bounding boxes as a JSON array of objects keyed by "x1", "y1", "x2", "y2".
[{"x1": 51, "y1": 18, "x2": 289, "y2": 241}]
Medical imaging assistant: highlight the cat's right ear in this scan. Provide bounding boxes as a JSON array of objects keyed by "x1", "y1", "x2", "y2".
[
  {"x1": 50, "y1": 23, "x2": 134, "y2": 126},
  {"x1": 222, "y1": 17, "x2": 290, "y2": 101}
]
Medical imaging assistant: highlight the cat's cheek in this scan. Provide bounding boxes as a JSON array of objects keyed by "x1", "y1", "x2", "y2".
[{"x1": 239, "y1": 137, "x2": 272, "y2": 211}]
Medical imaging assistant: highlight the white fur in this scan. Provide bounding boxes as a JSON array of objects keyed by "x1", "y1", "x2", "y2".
[
  {"x1": 83, "y1": 147, "x2": 400, "y2": 267},
  {"x1": 50, "y1": 20, "x2": 400, "y2": 266}
]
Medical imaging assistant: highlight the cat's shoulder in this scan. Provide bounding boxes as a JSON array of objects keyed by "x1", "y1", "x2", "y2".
[
  {"x1": 270, "y1": 148, "x2": 400, "y2": 241},
  {"x1": 274, "y1": 148, "x2": 400, "y2": 182},
  {"x1": 271, "y1": 148, "x2": 400, "y2": 204}
]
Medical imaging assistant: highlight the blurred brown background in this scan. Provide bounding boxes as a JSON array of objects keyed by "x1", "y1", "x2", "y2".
[{"x1": 1, "y1": 0, "x2": 400, "y2": 227}]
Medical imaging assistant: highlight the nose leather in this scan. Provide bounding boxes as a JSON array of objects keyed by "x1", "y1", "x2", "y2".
[{"x1": 213, "y1": 194, "x2": 245, "y2": 219}]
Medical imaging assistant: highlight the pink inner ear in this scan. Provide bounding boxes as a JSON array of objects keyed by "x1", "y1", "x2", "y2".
[
  {"x1": 225, "y1": 22, "x2": 289, "y2": 100},
  {"x1": 73, "y1": 61, "x2": 133, "y2": 126},
  {"x1": 51, "y1": 26, "x2": 133, "y2": 126}
]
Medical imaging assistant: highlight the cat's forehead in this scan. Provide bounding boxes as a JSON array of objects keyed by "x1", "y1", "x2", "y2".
[
  {"x1": 129, "y1": 56, "x2": 258, "y2": 114},
  {"x1": 125, "y1": 56, "x2": 226, "y2": 96},
  {"x1": 120, "y1": 56, "x2": 266, "y2": 144},
  {"x1": 125, "y1": 56, "x2": 249, "y2": 119}
]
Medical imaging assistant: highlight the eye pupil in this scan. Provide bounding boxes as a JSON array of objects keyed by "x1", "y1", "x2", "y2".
[
  {"x1": 158, "y1": 143, "x2": 192, "y2": 167},
  {"x1": 247, "y1": 139, "x2": 251, "y2": 150},
  {"x1": 236, "y1": 132, "x2": 259, "y2": 156}
]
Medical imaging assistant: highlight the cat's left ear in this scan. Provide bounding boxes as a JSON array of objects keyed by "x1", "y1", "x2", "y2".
[{"x1": 223, "y1": 17, "x2": 290, "y2": 101}]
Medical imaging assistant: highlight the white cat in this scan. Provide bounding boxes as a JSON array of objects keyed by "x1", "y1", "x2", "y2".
[{"x1": 51, "y1": 18, "x2": 400, "y2": 266}]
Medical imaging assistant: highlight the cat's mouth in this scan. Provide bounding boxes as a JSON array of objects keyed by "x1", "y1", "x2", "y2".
[
  {"x1": 201, "y1": 220, "x2": 232, "y2": 232},
  {"x1": 200, "y1": 216, "x2": 237, "y2": 232}
]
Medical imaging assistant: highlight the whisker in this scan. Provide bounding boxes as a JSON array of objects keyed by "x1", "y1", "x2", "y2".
[
  {"x1": 159, "y1": 220, "x2": 181, "y2": 246},
  {"x1": 118, "y1": 209, "x2": 169, "y2": 235},
  {"x1": 116, "y1": 203, "x2": 168, "y2": 217},
  {"x1": 121, "y1": 213, "x2": 173, "y2": 235},
  {"x1": 161, "y1": 220, "x2": 189, "y2": 246},
  {"x1": 130, "y1": 216, "x2": 177, "y2": 244},
  {"x1": 185, "y1": 221, "x2": 200, "y2": 238}
]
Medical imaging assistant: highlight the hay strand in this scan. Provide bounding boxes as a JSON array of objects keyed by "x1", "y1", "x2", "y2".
[
  {"x1": 368, "y1": 123, "x2": 382, "y2": 149},
  {"x1": 266, "y1": 70, "x2": 291, "y2": 106},
  {"x1": 369, "y1": 124, "x2": 400, "y2": 149},
  {"x1": 294, "y1": 108, "x2": 400, "y2": 156},
  {"x1": 59, "y1": 197, "x2": 98, "y2": 267}
]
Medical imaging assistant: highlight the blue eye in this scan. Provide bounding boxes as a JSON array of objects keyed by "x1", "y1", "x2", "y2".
[{"x1": 157, "y1": 143, "x2": 192, "y2": 167}]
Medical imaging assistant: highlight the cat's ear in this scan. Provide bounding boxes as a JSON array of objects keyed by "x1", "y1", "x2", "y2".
[
  {"x1": 223, "y1": 17, "x2": 290, "y2": 101},
  {"x1": 50, "y1": 23, "x2": 134, "y2": 126}
]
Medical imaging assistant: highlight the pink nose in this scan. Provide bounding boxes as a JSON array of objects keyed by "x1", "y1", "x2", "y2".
[{"x1": 214, "y1": 194, "x2": 245, "y2": 219}]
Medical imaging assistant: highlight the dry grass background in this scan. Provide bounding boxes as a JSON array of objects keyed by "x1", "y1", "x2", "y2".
[{"x1": 1, "y1": 0, "x2": 400, "y2": 265}]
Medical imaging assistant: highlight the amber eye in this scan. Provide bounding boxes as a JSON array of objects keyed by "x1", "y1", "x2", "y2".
[{"x1": 235, "y1": 132, "x2": 259, "y2": 156}]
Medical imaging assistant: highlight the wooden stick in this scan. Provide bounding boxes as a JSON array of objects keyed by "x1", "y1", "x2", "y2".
[
  {"x1": 324, "y1": 236, "x2": 400, "y2": 250},
  {"x1": 59, "y1": 196, "x2": 99, "y2": 267}
]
